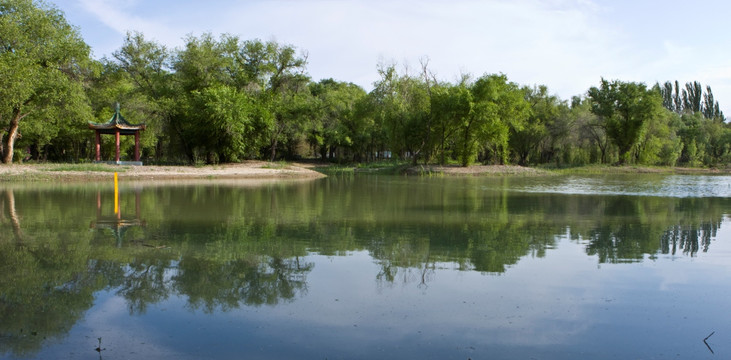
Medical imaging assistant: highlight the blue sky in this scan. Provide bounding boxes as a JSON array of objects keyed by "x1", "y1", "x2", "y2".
[{"x1": 51, "y1": 0, "x2": 731, "y2": 114}]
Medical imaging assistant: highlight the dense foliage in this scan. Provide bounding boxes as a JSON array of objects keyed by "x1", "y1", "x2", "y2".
[{"x1": 2, "y1": 0, "x2": 730, "y2": 166}]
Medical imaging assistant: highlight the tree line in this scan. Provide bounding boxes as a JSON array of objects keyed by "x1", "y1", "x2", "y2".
[{"x1": 2, "y1": 0, "x2": 730, "y2": 166}]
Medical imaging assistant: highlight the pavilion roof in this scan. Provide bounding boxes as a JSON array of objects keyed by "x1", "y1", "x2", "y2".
[{"x1": 88, "y1": 103, "x2": 146, "y2": 135}]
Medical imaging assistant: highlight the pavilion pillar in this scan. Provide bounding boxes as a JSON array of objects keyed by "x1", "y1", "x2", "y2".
[
  {"x1": 134, "y1": 131, "x2": 140, "y2": 161},
  {"x1": 115, "y1": 130, "x2": 121, "y2": 162},
  {"x1": 95, "y1": 131, "x2": 101, "y2": 161}
]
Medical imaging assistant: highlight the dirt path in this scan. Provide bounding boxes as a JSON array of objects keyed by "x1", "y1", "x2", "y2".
[{"x1": 0, "y1": 161, "x2": 326, "y2": 182}]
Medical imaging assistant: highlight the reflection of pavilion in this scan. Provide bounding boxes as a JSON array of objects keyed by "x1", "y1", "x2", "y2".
[{"x1": 90, "y1": 189, "x2": 146, "y2": 246}]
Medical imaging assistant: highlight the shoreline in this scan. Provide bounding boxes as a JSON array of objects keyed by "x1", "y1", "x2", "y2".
[
  {"x1": 0, "y1": 161, "x2": 326, "y2": 182},
  {"x1": 1, "y1": 162, "x2": 729, "y2": 182},
  {"x1": 403, "y1": 164, "x2": 731, "y2": 176}
]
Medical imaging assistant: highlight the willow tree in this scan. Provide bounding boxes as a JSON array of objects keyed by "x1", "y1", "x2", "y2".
[
  {"x1": 430, "y1": 82, "x2": 472, "y2": 165},
  {"x1": 588, "y1": 79, "x2": 662, "y2": 164},
  {"x1": 509, "y1": 85, "x2": 561, "y2": 165},
  {"x1": 171, "y1": 34, "x2": 309, "y2": 163},
  {"x1": 0, "y1": 0, "x2": 92, "y2": 163},
  {"x1": 458, "y1": 74, "x2": 528, "y2": 166}
]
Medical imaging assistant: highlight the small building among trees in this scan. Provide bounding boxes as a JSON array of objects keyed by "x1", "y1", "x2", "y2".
[{"x1": 88, "y1": 104, "x2": 146, "y2": 164}]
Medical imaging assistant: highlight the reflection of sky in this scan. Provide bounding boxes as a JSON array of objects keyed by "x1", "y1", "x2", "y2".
[
  {"x1": 31, "y1": 226, "x2": 730, "y2": 360},
  {"x1": 516, "y1": 175, "x2": 731, "y2": 198}
]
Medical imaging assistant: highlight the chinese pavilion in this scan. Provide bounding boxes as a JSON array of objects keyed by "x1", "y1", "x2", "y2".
[{"x1": 88, "y1": 104, "x2": 146, "y2": 164}]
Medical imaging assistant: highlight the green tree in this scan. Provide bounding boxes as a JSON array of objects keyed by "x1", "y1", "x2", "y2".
[
  {"x1": 0, "y1": 0, "x2": 93, "y2": 163},
  {"x1": 170, "y1": 35, "x2": 310, "y2": 163},
  {"x1": 510, "y1": 85, "x2": 560, "y2": 165},
  {"x1": 588, "y1": 79, "x2": 662, "y2": 164},
  {"x1": 171, "y1": 33, "x2": 232, "y2": 162},
  {"x1": 657, "y1": 80, "x2": 724, "y2": 121},
  {"x1": 370, "y1": 63, "x2": 431, "y2": 163},
  {"x1": 103, "y1": 32, "x2": 174, "y2": 161},
  {"x1": 635, "y1": 109, "x2": 682, "y2": 166},
  {"x1": 571, "y1": 96, "x2": 610, "y2": 164},
  {"x1": 352, "y1": 90, "x2": 388, "y2": 162},
  {"x1": 682, "y1": 81, "x2": 703, "y2": 113},
  {"x1": 256, "y1": 41, "x2": 311, "y2": 161},
  {"x1": 308, "y1": 79, "x2": 367, "y2": 161},
  {"x1": 430, "y1": 82, "x2": 472, "y2": 165},
  {"x1": 460, "y1": 73, "x2": 528, "y2": 166},
  {"x1": 702, "y1": 119, "x2": 731, "y2": 165},
  {"x1": 188, "y1": 85, "x2": 268, "y2": 162},
  {"x1": 677, "y1": 112, "x2": 706, "y2": 165}
]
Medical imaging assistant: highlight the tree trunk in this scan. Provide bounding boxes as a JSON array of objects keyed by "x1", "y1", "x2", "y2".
[
  {"x1": 2, "y1": 109, "x2": 25, "y2": 164},
  {"x1": 269, "y1": 138, "x2": 278, "y2": 162}
]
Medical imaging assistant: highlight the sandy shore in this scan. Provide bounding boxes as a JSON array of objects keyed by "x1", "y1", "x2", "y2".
[
  {"x1": 1, "y1": 161, "x2": 727, "y2": 182},
  {"x1": 0, "y1": 161, "x2": 326, "y2": 182}
]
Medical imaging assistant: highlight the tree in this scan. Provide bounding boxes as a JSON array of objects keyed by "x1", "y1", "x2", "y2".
[
  {"x1": 588, "y1": 79, "x2": 662, "y2": 164},
  {"x1": 189, "y1": 85, "x2": 268, "y2": 162},
  {"x1": 702, "y1": 85, "x2": 724, "y2": 120},
  {"x1": 466, "y1": 74, "x2": 529, "y2": 166},
  {"x1": 572, "y1": 96, "x2": 610, "y2": 164},
  {"x1": 370, "y1": 63, "x2": 431, "y2": 162},
  {"x1": 0, "y1": 0, "x2": 93, "y2": 163},
  {"x1": 657, "y1": 80, "x2": 724, "y2": 120},
  {"x1": 509, "y1": 85, "x2": 560, "y2": 165},
  {"x1": 170, "y1": 35, "x2": 310, "y2": 163},
  {"x1": 635, "y1": 109, "x2": 682, "y2": 166},
  {"x1": 87, "y1": 32, "x2": 175, "y2": 162},
  {"x1": 308, "y1": 79, "x2": 366, "y2": 161},
  {"x1": 682, "y1": 81, "x2": 703, "y2": 113},
  {"x1": 430, "y1": 82, "x2": 472, "y2": 165},
  {"x1": 677, "y1": 112, "x2": 706, "y2": 165}
]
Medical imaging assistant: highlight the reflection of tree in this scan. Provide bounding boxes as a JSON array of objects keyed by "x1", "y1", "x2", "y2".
[
  {"x1": 577, "y1": 196, "x2": 728, "y2": 263},
  {"x1": 2, "y1": 178, "x2": 731, "y2": 358},
  {"x1": 0, "y1": 224, "x2": 101, "y2": 356},
  {"x1": 174, "y1": 256, "x2": 313, "y2": 312},
  {"x1": 117, "y1": 258, "x2": 174, "y2": 314},
  {"x1": 1, "y1": 189, "x2": 23, "y2": 240},
  {"x1": 584, "y1": 224, "x2": 657, "y2": 263},
  {"x1": 374, "y1": 237, "x2": 436, "y2": 289},
  {"x1": 661, "y1": 222, "x2": 720, "y2": 256}
]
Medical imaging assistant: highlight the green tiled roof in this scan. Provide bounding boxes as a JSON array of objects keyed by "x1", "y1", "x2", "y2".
[{"x1": 88, "y1": 103, "x2": 146, "y2": 135}]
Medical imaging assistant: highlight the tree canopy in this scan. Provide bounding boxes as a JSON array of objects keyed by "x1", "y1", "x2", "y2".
[{"x1": 0, "y1": 0, "x2": 93, "y2": 163}]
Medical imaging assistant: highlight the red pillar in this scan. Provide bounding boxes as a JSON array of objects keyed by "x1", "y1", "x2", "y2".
[
  {"x1": 115, "y1": 130, "x2": 121, "y2": 162},
  {"x1": 95, "y1": 131, "x2": 101, "y2": 161},
  {"x1": 134, "y1": 131, "x2": 140, "y2": 161},
  {"x1": 96, "y1": 191, "x2": 101, "y2": 217},
  {"x1": 135, "y1": 191, "x2": 141, "y2": 219}
]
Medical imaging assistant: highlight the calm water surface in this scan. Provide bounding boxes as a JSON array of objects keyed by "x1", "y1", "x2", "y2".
[{"x1": 1, "y1": 174, "x2": 730, "y2": 359}]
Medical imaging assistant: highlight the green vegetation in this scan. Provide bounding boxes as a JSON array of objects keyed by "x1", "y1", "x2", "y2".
[
  {"x1": 261, "y1": 161, "x2": 289, "y2": 169},
  {"x1": 1, "y1": 0, "x2": 730, "y2": 169},
  {"x1": 0, "y1": 0, "x2": 94, "y2": 164}
]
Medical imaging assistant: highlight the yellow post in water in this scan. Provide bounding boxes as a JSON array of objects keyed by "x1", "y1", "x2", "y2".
[{"x1": 114, "y1": 172, "x2": 119, "y2": 215}]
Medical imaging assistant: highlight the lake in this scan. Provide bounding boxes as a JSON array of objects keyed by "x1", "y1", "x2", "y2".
[{"x1": 1, "y1": 173, "x2": 730, "y2": 359}]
